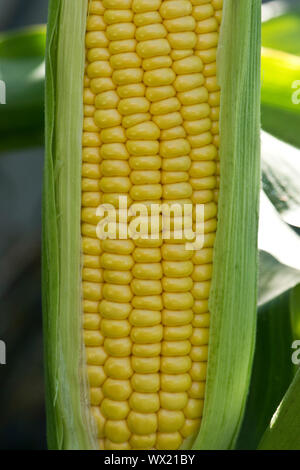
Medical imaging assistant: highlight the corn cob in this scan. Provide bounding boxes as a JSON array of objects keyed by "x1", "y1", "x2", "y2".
[{"x1": 43, "y1": 0, "x2": 261, "y2": 450}]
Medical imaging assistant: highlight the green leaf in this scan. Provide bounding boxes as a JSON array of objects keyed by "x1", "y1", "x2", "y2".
[
  {"x1": 258, "y1": 192, "x2": 300, "y2": 305},
  {"x1": 261, "y1": 131, "x2": 300, "y2": 227},
  {"x1": 261, "y1": 47, "x2": 300, "y2": 148},
  {"x1": 236, "y1": 287, "x2": 296, "y2": 450},
  {"x1": 0, "y1": 26, "x2": 46, "y2": 151},
  {"x1": 262, "y1": 12, "x2": 300, "y2": 56},
  {"x1": 258, "y1": 365, "x2": 300, "y2": 450}
]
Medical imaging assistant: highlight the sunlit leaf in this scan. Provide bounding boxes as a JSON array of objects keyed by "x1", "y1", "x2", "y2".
[
  {"x1": 261, "y1": 131, "x2": 300, "y2": 227},
  {"x1": 258, "y1": 365, "x2": 300, "y2": 450}
]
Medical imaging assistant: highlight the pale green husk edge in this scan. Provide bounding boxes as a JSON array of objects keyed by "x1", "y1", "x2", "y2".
[{"x1": 43, "y1": 0, "x2": 261, "y2": 450}]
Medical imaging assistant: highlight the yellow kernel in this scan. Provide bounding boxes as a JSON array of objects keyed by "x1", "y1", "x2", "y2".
[
  {"x1": 160, "y1": 1, "x2": 192, "y2": 19},
  {"x1": 100, "y1": 300, "x2": 131, "y2": 320},
  {"x1": 161, "y1": 340, "x2": 191, "y2": 357},
  {"x1": 156, "y1": 432, "x2": 183, "y2": 450},
  {"x1": 105, "y1": 420, "x2": 130, "y2": 443},
  {"x1": 94, "y1": 109, "x2": 122, "y2": 128},
  {"x1": 132, "y1": 343, "x2": 161, "y2": 357},
  {"x1": 104, "y1": 9, "x2": 134, "y2": 24},
  {"x1": 146, "y1": 85, "x2": 175, "y2": 102},
  {"x1": 83, "y1": 88, "x2": 95, "y2": 105},
  {"x1": 127, "y1": 140, "x2": 159, "y2": 156},
  {"x1": 111, "y1": 52, "x2": 142, "y2": 70},
  {"x1": 161, "y1": 373, "x2": 191, "y2": 393},
  {"x1": 101, "y1": 399, "x2": 130, "y2": 420},
  {"x1": 143, "y1": 68, "x2": 175, "y2": 86},
  {"x1": 165, "y1": 16, "x2": 196, "y2": 32},
  {"x1": 128, "y1": 411, "x2": 157, "y2": 435},
  {"x1": 137, "y1": 38, "x2": 171, "y2": 59},
  {"x1": 161, "y1": 356, "x2": 192, "y2": 374},
  {"x1": 83, "y1": 281, "x2": 102, "y2": 301},
  {"x1": 193, "y1": 4, "x2": 214, "y2": 20},
  {"x1": 131, "y1": 279, "x2": 162, "y2": 296},
  {"x1": 112, "y1": 68, "x2": 143, "y2": 86},
  {"x1": 103, "y1": 0, "x2": 132, "y2": 8},
  {"x1": 190, "y1": 327, "x2": 209, "y2": 345},
  {"x1": 84, "y1": 330, "x2": 104, "y2": 346},
  {"x1": 104, "y1": 439, "x2": 131, "y2": 450},
  {"x1": 83, "y1": 312, "x2": 101, "y2": 330},
  {"x1": 104, "y1": 357, "x2": 133, "y2": 379},
  {"x1": 90, "y1": 77, "x2": 115, "y2": 94},
  {"x1": 162, "y1": 156, "x2": 191, "y2": 172},
  {"x1": 86, "y1": 31, "x2": 108, "y2": 48},
  {"x1": 106, "y1": 23, "x2": 136, "y2": 41},
  {"x1": 83, "y1": 299, "x2": 99, "y2": 313},
  {"x1": 129, "y1": 392, "x2": 160, "y2": 413},
  {"x1": 90, "y1": 1, "x2": 105, "y2": 14},
  {"x1": 123, "y1": 112, "x2": 151, "y2": 128},
  {"x1": 82, "y1": 132, "x2": 101, "y2": 147},
  {"x1": 161, "y1": 126, "x2": 186, "y2": 141},
  {"x1": 87, "y1": 60, "x2": 113, "y2": 79},
  {"x1": 171, "y1": 49, "x2": 193, "y2": 60},
  {"x1": 160, "y1": 392, "x2": 188, "y2": 410},
  {"x1": 87, "y1": 47, "x2": 110, "y2": 62},
  {"x1": 109, "y1": 39, "x2": 137, "y2": 54},
  {"x1": 196, "y1": 17, "x2": 218, "y2": 33},
  {"x1": 190, "y1": 362, "x2": 207, "y2": 381},
  {"x1": 150, "y1": 97, "x2": 180, "y2": 116},
  {"x1": 86, "y1": 346, "x2": 107, "y2": 365},
  {"x1": 118, "y1": 97, "x2": 150, "y2": 115},
  {"x1": 101, "y1": 253, "x2": 134, "y2": 271},
  {"x1": 131, "y1": 324, "x2": 163, "y2": 344},
  {"x1": 168, "y1": 32, "x2": 197, "y2": 50},
  {"x1": 136, "y1": 23, "x2": 167, "y2": 41},
  {"x1": 132, "y1": 295, "x2": 163, "y2": 310},
  {"x1": 101, "y1": 319, "x2": 131, "y2": 338},
  {"x1": 174, "y1": 73, "x2": 204, "y2": 92},
  {"x1": 164, "y1": 324, "x2": 193, "y2": 341},
  {"x1": 90, "y1": 387, "x2": 104, "y2": 406},
  {"x1": 103, "y1": 378, "x2": 132, "y2": 400},
  {"x1": 197, "y1": 32, "x2": 219, "y2": 50},
  {"x1": 130, "y1": 434, "x2": 156, "y2": 449},
  {"x1": 131, "y1": 373, "x2": 160, "y2": 393},
  {"x1": 104, "y1": 337, "x2": 132, "y2": 357},
  {"x1": 87, "y1": 365, "x2": 106, "y2": 387},
  {"x1": 158, "y1": 409, "x2": 185, "y2": 432},
  {"x1": 162, "y1": 277, "x2": 193, "y2": 293},
  {"x1": 162, "y1": 309, "x2": 193, "y2": 326},
  {"x1": 95, "y1": 90, "x2": 119, "y2": 109},
  {"x1": 192, "y1": 281, "x2": 211, "y2": 299},
  {"x1": 129, "y1": 155, "x2": 161, "y2": 170},
  {"x1": 103, "y1": 270, "x2": 132, "y2": 285},
  {"x1": 130, "y1": 169, "x2": 161, "y2": 185},
  {"x1": 153, "y1": 112, "x2": 183, "y2": 130},
  {"x1": 132, "y1": 356, "x2": 160, "y2": 373},
  {"x1": 103, "y1": 284, "x2": 133, "y2": 303},
  {"x1": 143, "y1": 55, "x2": 172, "y2": 71},
  {"x1": 189, "y1": 381, "x2": 206, "y2": 399},
  {"x1": 180, "y1": 418, "x2": 201, "y2": 438},
  {"x1": 184, "y1": 398, "x2": 204, "y2": 419},
  {"x1": 190, "y1": 345, "x2": 208, "y2": 362},
  {"x1": 196, "y1": 47, "x2": 217, "y2": 64},
  {"x1": 163, "y1": 292, "x2": 194, "y2": 310}
]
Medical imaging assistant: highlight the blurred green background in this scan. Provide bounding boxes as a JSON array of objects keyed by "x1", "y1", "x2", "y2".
[{"x1": 0, "y1": 0, "x2": 300, "y2": 450}]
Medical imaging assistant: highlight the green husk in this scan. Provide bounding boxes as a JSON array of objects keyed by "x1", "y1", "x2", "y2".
[
  {"x1": 43, "y1": 0, "x2": 261, "y2": 450},
  {"x1": 43, "y1": 0, "x2": 97, "y2": 450}
]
